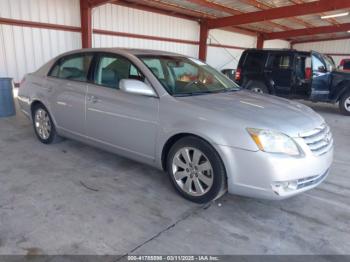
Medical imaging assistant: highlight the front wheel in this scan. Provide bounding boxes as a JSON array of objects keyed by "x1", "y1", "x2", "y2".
[
  {"x1": 339, "y1": 91, "x2": 350, "y2": 116},
  {"x1": 166, "y1": 136, "x2": 226, "y2": 203}
]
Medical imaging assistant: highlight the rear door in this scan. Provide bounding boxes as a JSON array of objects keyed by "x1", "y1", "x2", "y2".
[
  {"x1": 265, "y1": 53, "x2": 293, "y2": 96},
  {"x1": 241, "y1": 51, "x2": 267, "y2": 86},
  {"x1": 47, "y1": 53, "x2": 93, "y2": 135},
  {"x1": 85, "y1": 52, "x2": 159, "y2": 161}
]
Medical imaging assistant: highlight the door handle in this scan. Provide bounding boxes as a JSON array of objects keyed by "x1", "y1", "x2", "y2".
[{"x1": 88, "y1": 95, "x2": 99, "y2": 103}]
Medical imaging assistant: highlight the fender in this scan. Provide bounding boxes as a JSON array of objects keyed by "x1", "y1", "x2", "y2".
[
  {"x1": 29, "y1": 98, "x2": 59, "y2": 129},
  {"x1": 332, "y1": 80, "x2": 350, "y2": 102}
]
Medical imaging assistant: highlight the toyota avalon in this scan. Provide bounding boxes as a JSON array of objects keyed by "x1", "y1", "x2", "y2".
[{"x1": 18, "y1": 48, "x2": 334, "y2": 203}]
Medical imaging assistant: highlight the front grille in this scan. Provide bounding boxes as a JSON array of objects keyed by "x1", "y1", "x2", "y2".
[
  {"x1": 300, "y1": 123, "x2": 333, "y2": 156},
  {"x1": 297, "y1": 169, "x2": 329, "y2": 189}
]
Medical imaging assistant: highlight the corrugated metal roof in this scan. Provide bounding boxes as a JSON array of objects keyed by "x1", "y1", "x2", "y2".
[{"x1": 122, "y1": 0, "x2": 350, "y2": 42}]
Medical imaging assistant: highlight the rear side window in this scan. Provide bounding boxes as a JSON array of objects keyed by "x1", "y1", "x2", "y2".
[
  {"x1": 272, "y1": 55, "x2": 291, "y2": 69},
  {"x1": 244, "y1": 52, "x2": 266, "y2": 71},
  {"x1": 49, "y1": 54, "x2": 93, "y2": 81}
]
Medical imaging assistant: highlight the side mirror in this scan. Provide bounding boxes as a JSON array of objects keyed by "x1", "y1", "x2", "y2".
[
  {"x1": 318, "y1": 66, "x2": 327, "y2": 73},
  {"x1": 119, "y1": 79, "x2": 157, "y2": 97}
]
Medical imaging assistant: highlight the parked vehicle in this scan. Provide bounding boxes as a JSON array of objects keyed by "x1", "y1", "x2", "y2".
[
  {"x1": 236, "y1": 49, "x2": 350, "y2": 115},
  {"x1": 338, "y1": 58, "x2": 350, "y2": 71},
  {"x1": 221, "y1": 69, "x2": 236, "y2": 81},
  {"x1": 18, "y1": 48, "x2": 333, "y2": 203}
]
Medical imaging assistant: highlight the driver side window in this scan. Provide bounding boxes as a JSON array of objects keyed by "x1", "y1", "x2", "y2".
[
  {"x1": 312, "y1": 55, "x2": 326, "y2": 73},
  {"x1": 94, "y1": 54, "x2": 144, "y2": 89}
]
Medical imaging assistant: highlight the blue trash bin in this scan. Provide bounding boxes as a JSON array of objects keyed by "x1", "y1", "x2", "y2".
[{"x1": 0, "y1": 78, "x2": 16, "y2": 117}]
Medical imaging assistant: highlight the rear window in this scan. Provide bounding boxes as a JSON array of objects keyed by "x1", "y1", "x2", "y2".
[{"x1": 243, "y1": 52, "x2": 266, "y2": 71}]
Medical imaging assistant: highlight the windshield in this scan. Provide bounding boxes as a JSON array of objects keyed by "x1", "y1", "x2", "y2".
[
  {"x1": 138, "y1": 55, "x2": 239, "y2": 96},
  {"x1": 322, "y1": 54, "x2": 336, "y2": 71}
]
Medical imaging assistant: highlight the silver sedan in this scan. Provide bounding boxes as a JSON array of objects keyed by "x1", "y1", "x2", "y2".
[{"x1": 18, "y1": 48, "x2": 334, "y2": 203}]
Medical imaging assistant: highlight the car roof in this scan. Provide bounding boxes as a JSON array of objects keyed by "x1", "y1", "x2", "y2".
[
  {"x1": 244, "y1": 48, "x2": 310, "y2": 56},
  {"x1": 59, "y1": 48, "x2": 185, "y2": 57}
]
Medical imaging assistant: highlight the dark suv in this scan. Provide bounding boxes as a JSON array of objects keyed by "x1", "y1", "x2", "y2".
[{"x1": 236, "y1": 49, "x2": 350, "y2": 115}]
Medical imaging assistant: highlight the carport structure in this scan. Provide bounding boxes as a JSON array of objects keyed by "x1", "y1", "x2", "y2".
[
  {"x1": 2, "y1": 0, "x2": 350, "y2": 83},
  {"x1": 79, "y1": 0, "x2": 350, "y2": 60},
  {"x1": 1, "y1": 0, "x2": 350, "y2": 257}
]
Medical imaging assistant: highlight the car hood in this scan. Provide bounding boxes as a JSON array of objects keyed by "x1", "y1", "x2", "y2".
[{"x1": 176, "y1": 90, "x2": 324, "y2": 137}]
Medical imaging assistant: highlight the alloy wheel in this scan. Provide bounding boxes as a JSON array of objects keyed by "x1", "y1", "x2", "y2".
[
  {"x1": 344, "y1": 97, "x2": 350, "y2": 112},
  {"x1": 34, "y1": 109, "x2": 52, "y2": 140},
  {"x1": 251, "y1": 87, "x2": 264, "y2": 94},
  {"x1": 171, "y1": 147, "x2": 213, "y2": 196}
]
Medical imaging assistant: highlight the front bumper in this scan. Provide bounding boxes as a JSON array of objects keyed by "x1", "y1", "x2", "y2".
[{"x1": 216, "y1": 141, "x2": 333, "y2": 200}]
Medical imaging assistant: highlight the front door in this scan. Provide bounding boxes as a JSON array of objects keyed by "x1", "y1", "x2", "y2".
[
  {"x1": 85, "y1": 53, "x2": 159, "y2": 162},
  {"x1": 46, "y1": 53, "x2": 93, "y2": 135},
  {"x1": 292, "y1": 55, "x2": 311, "y2": 98},
  {"x1": 265, "y1": 53, "x2": 293, "y2": 96},
  {"x1": 310, "y1": 52, "x2": 331, "y2": 101}
]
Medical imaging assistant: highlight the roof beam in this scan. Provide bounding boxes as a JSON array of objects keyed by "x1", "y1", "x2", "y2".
[
  {"x1": 120, "y1": 0, "x2": 267, "y2": 35},
  {"x1": 113, "y1": 0, "x2": 199, "y2": 21},
  {"x1": 124, "y1": 0, "x2": 214, "y2": 19},
  {"x1": 207, "y1": 0, "x2": 350, "y2": 29},
  {"x1": 88, "y1": 0, "x2": 117, "y2": 8},
  {"x1": 291, "y1": 35, "x2": 350, "y2": 45},
  {"x1": 265, "y1": 23, "x2": 350, "y2": 40},
  {"x1": 289, "y1": 0, "x2": 339, "y2": 26},
  {"x1": 240, "y1": 0, "x2": 313, "y2": 28},
  {"x1": 187, "y1": 0, "x2": 291, "y2": 31}
]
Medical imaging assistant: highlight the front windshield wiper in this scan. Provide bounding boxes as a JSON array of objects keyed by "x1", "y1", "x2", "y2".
[
  {"x1": 173, "y1": 91, "x2": 214, "y2": 97},
  {"x1": 173, "y1": 88, "x2": 239, "y2": 97}
]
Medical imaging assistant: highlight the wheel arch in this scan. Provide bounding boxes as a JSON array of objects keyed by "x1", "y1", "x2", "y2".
[
  {"x1": 30, "y1": 100, "x2": 45, "y2": 117},
  {"x1": 30, "y1": 100, "x2": 57, "y2": 127},
  {"x1": 161, "y1": 133, "x2": 226, "y2": 174},
  {"x1": 245, "y1": 80, "x2": 271, "y2": 94},
  {"x1": 334, "y1": 81, "x2": 350, "y2": 102}
]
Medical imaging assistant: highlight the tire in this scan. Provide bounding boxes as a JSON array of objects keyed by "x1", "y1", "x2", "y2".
[
  {"x1": 339, "y1": 91, "x2": 350, "y2": 116},
  {"x1": 246, "y1": 81, "x2": 268, "y2": 94},
  {"x1": 32, "y1": 104, "x2": 61, "y2": 144},
  {"x1": 166, "y1": 136, "x2": 226, "y2": 203}
]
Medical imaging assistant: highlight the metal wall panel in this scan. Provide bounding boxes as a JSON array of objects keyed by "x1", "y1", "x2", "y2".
[
  {"x1": 206, "y1": 29, "x2": 256, "y2": 70},
  {"x1": 93, "y1": 4, "x2": 199, "y2": 42},
  {"x1": 92, "y1": 4, "x2": 200, "y2": 58},
  {"x1": 0, "y1": 1, "x2": 292, "y2": 82},
  {"x1": 0, "y1": 0, "x2": 81, "y2": 26},
  {"x1": 93, "y1": 34, "x2": 199, "y2": 58},
  {"x1": 264, "y1": 40, "x2": 290, "y2": 49},
  {"x1": 294, "y1": 39, "x2": 350, "y2": 65},
  {"x1": 0, "y1": 0, "x2": 81, "y2": 82},
  {"x1": 0, "y1": 24, "x2": 81, "y2": 82}
]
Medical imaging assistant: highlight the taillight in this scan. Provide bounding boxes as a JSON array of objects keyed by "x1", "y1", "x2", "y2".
[
  {"x1": 20, "y1": 77, "x2": 26, "y2": 87},
  {"x1": 305, "y1": 67, "x2": 311, "y2": 80},
  {"x1": 20, "y1": 77, "x2": 26, "y2": 85},
  {"x1": 235, "y1": 68, "x2": 241, "y2": 81}
]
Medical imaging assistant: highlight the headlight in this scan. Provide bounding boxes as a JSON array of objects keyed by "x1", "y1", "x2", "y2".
[{"x1": 247, "y1": 128, "x2": 302, "y2": 156}]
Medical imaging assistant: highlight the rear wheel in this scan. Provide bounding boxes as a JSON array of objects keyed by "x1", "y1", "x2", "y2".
[
  {"x1": 32, "y1": 104, "x2": 61, "y2": 144},
  {"x1": 246, "y1": 81, "x2": 268, "y2": 94},
  {"x1": 339, "y1": 91, "x2": 350, "y2": 116},
  {"x1": 166, "y1": 136, "x2": 226, "y2": 203}
]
